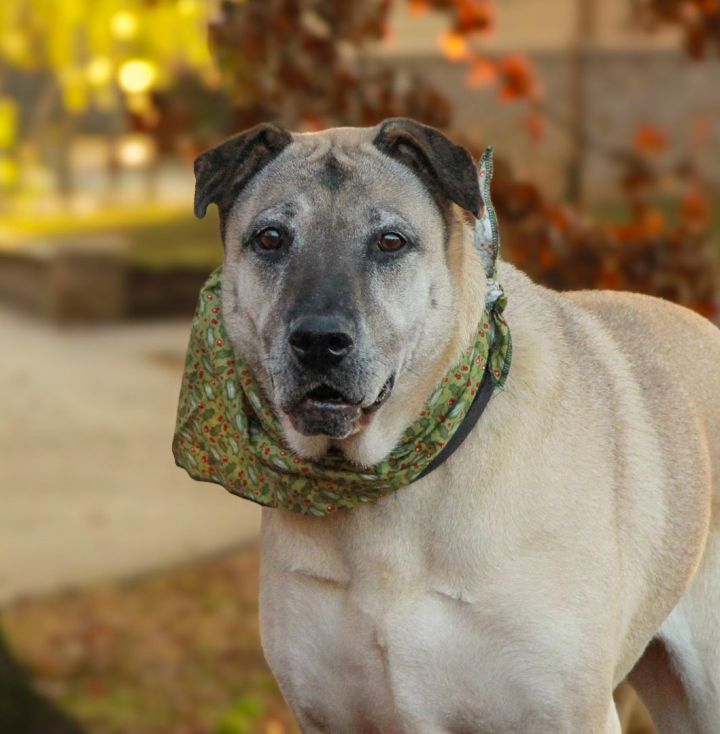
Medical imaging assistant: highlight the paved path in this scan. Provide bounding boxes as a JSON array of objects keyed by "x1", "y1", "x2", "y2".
[{"x1": 0, "y1": 307, "x2": 260, "y2": 604}]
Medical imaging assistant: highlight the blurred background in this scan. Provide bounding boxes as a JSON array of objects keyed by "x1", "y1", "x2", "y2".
[{"x1": 0, "y1": 1, "x2": 718, "y2": 732}]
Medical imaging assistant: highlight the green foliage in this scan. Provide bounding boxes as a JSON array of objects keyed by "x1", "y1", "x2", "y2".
[
  {"x1": 215, "y1": 696, "x2": 265, "y2": 734},
  {"x1": 0, "y1": 0, "x2": 213, "y2": 114}
]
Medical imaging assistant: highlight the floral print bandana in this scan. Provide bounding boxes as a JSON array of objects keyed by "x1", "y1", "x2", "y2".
[
  {"x1": 475, "y1": 147, "x2": 507, "y2": 314},
  {"x1": 172, "y1": 150, "x2": 511, "y2": 516}
]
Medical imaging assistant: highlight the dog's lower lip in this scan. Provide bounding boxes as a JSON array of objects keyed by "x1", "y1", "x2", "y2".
[
  {"x1": 298, "y1": 398, "x2": 357, "y2": 411},
  {"x1": 287, "y1": 396, "x2": 362, "y2": 437},
  {"x1": 302, "y1": 384, "x2": 357, "y2": 407},
  {"x1": 286, "y1": 376, "x2": 395, "y2": 418}
]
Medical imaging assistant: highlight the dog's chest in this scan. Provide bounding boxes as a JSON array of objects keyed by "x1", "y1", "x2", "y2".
[{"x1": 259, "y1": 505, "x2": 573, "y2": 734}]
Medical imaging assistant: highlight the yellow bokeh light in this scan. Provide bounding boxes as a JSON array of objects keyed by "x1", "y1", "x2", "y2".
[
  {"x1": 86, "y1": 57, "x2": 113, "y2": 87},
  {"x1": 1, "y1": 31, "x2": 29, "y2": 64},
  {"x1": 111, "y1": 10, "x2": 139, "y2": 40},
  {"x1": 0, "y1": 155, "x2": 19, "y2": 187},
  {"x1": 438, "y1": 32, "x2": 468, "y2": 61},
  {"x1": 63, "y1": 81, "x2": 89, "y2": 113},
  {"x1": 117, "y1": 134, "x2": 157, "y2": 168},
  {"x1": 125, "y1": 92, "x2": 148, "y2": 114},
  {"x1": 0, "y1": 98, "x2": 19, "y2": 149},
  {"x1": 118, "y1": 60, "x2": 157, "y2": 94},
  {"x1": 177, "y1": 0, "x2": 198, "y2": 17}
]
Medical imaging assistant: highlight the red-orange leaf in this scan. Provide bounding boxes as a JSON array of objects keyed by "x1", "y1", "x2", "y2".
[
  {"x1": 454, "y1": 0, "x2": 494, "y2": 35},
  {"x1": 409, "y1": 0, "x2": 429, "y2": 15},
  {"x1": 497, "y1": 54, "x2": 535, "y2": 101},
  {"x1": 633, "y1": 124, "x2": 669, "y2": 155},
  {"x1": 680, "y1": 187, "x2": 712, "y2": 227},
  {"x1": 523, "y1": 110, "x2": 545, "y2": 141},
  {"x1": 640, "y1": 209, "x2": 666, "y2": 236},
  {"x1": 538, "y1": 246, "x2": 557, "y2": 267},
  {"x1": 548, "y1": 204, "x2": 572, "y2": 232},
  {"x1": 466, "y1": 55, "x2": 498, "y2": 88}
]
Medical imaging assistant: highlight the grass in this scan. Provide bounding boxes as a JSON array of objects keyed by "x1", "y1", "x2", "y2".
[{"x1": 1, "y1": 543, "x2": 299, "y2": 734}]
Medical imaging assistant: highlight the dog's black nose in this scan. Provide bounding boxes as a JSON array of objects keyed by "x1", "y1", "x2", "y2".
[{"x1": 288, "y1": 315, "x2": 355, "y2": 369}]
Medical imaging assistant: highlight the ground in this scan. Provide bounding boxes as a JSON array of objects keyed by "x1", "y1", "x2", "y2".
[
  {"x1": 1, "y1": 542, "x2": 298, "y2": 734},
  {"x1": 0, "y1": 305, "x2": 259, "y2": 603}
]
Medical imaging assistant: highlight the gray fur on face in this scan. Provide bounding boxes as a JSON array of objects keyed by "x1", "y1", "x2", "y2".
[{"x1": 194, "y1": 120, "x2": 480, "y2": 453}]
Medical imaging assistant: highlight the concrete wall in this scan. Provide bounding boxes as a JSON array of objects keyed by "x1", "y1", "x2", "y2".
[
  {"x1": 0, "y1": 244, "x2": 208, "y2": 322},
  {"x1": 380, "y1": 0, "x2": 684, "y2": 54},
  {"x1": 381, "y1": 49, "x2": 720, "y2": 201}
]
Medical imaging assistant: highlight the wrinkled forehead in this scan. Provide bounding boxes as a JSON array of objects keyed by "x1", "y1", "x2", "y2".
[{"x1": 229, "y1": 127, "x2": 444, "y2": 232}]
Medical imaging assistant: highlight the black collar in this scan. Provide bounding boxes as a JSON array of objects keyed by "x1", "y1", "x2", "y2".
[{"x1": 416, "y1": 364, "x2": 494, "y2": 480}]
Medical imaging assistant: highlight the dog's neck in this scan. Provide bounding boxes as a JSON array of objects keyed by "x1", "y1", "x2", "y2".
[{"x1": 279, "y1": 212, "x2": 488, "y2": 467}]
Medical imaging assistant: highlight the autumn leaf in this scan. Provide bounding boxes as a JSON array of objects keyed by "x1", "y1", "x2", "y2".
[
  {"x1": 497, "y1": 53, "x2": 536, "y2": 101},
  {"x1": 640, "y1": 209, "x2": 666, "y2": 236},
  {"x1": 697, "y1": 0, "x2": 720, "y2": 12},
  {"x1": 538, "y1": 247, "x2": 557, "y2": 267},
  {"x1": 408, "y1": 0, "x2": 428, "y2": 15},
  {"x1": 454, "y1": 0, "x2": 494, "y2": 35},
  {"x1": 523, "y1": 110, "x2": 545, "y2": 142},
  {"x1": 466, "y1": 54, "x2": 498, "y2": 88},
  {"x1": 633, "y1": 124, "x2": 669, "y2": 155},
  {"x1": 680, "y1": 187, "x2": 712, "y2": 228},
  {"x1": 548, "y1": 204, "x2": 572, "y2": 232}
]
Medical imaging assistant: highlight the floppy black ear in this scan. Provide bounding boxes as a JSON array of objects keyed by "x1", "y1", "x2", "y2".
[
  {"x1": 373, "y1": 117, "x2": 481, "y2": 217},
  {"x1": 193, "y1": 123, "x2": 292, "y2": 219}
]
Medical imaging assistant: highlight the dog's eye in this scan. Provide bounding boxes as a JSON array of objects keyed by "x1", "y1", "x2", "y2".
[
  {"x1": 377, "y1": 232, "x2": 407, "y2": 252},
  {"x1": 255, "y1": 227, "x2": 284, "y2": 251}
]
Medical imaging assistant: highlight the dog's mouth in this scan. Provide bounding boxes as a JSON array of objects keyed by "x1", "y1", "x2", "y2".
[
  {"x1": 305, "y1": 383, "x2": 352, "y2": 404},
  {"x1": 287, "y1": 376, "x2": 395, "y2": 438},
  {"x1": 364, "y1": 374, "x2": 394, "y2": 413}
]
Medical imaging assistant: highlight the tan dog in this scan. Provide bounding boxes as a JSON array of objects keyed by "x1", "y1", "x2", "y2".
[{"x1": 193, "y1": 119, "x2": 720, "y2": 733}]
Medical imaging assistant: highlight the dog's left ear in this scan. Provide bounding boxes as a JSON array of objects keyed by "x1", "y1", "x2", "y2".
[
  {"x1": 373, "y1": 117, "x2": 481, "y2": 217},
  {"x1": 193, "y1": 123, "x2": 292, "y2": 219}
]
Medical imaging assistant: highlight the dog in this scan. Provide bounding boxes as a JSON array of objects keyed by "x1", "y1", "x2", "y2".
[{"x1": 191, "y1": 118, "x2": 720, "y2": 733}]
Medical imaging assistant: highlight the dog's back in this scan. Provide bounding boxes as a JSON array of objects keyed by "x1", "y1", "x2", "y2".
[{"x1": 566, "y1": 287, "x2": 720, "y2": 458}]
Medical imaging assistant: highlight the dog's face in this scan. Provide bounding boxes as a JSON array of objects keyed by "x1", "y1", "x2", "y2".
[{"x1": 194, "y1": 118, "x2": 481, "y2": 449}]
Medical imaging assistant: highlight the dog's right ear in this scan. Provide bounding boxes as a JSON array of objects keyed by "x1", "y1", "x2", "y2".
[
  {"x1": 193, "y1": 123, "x2": 292, "y2": 219},
  {"x1": 373, "y1": 118, "x2": 481, "y2": 217}
]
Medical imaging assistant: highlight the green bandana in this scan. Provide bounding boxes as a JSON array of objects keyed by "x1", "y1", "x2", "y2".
[{"x1": 173, "y1": 148, "x2": 511, "y2": 516}]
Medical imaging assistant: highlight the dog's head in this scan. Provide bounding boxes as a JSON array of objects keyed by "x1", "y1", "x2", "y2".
[{"x1": 194, "y1": 118, "x2": 484, "y2": 462}]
